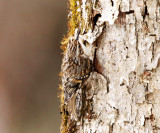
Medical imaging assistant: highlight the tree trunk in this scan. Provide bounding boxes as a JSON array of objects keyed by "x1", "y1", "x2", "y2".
[{"x1": 60, "y1": 0, "x2": 160, "y2": 132}]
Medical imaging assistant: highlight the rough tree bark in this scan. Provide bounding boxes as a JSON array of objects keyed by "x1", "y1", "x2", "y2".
[{"x1": 60, "y1": 0, "x2": 160, "y2": 132}]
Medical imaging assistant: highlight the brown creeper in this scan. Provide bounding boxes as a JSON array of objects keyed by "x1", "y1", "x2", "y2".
[{"x1": 61, "y1": 30, "x2": 94, "y2": 104}]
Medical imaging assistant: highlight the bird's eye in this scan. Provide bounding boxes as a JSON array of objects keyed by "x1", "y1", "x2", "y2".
[{"x1": 84, "y1": 41, "x2": 87, "y2": 46}]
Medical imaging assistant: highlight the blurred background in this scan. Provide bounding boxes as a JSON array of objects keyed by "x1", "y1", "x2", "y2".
[{"x1": 0, "y1": 0, "x2": 67, "y2": 133}]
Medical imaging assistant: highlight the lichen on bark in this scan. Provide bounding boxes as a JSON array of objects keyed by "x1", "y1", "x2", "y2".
[{"x1": 60, "y1": 0, "x2": 160, "y2": 132}]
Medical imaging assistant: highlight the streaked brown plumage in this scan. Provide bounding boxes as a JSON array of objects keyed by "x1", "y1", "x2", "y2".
[{"x1": 61, "y1": 37, "x2": 92, "y2": 104}]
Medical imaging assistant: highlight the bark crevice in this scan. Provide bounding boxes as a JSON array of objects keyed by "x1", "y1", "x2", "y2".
[{"x1": 61, "y1": 0, "x2": 160, "y2": 132}]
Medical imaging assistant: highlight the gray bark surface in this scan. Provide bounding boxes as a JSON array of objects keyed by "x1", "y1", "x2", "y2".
[{"x1": 61, "y1": 0, "x2": 160, "y2": 132}]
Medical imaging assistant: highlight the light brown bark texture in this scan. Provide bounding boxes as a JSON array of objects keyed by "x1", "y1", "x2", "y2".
[{"x1": 62, "y1": 0, "x2": 160, "y2": 132}]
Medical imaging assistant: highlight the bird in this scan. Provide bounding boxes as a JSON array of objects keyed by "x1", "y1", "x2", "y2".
[{"x1": 61, "y1": 29, "x2": 94, "y2": 119}]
